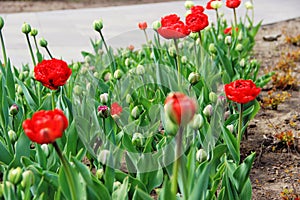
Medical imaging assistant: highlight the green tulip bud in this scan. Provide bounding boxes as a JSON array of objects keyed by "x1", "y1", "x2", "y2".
[
  {"x1": 113, "y1": 69, "x2": 123, "y2": 80},
  {"x1": 239, "y1": 58, "x2": 245, "y2": 67},
  {"x1": 73, "y1": 85, "x2": 82, "y2": 95},
  {"x1": 72, "y1": 62, "x2": 80, "y2": 71},
  {"x1": 211, "y1": 1, "x2": 222, "y2": 9},
  {"x1": 131, "y1": 105, "x2": 143, "y2": 119},
  {"x1": 30, "y1": 28, "x2": 38, "y2": 36},
  {"x1": 39, "y1": 38, "x2": 48, "y2": 47},
  {"x1": 189, "y1": 32, "x2": 198, "y2": 40},
  {"x1": 226, "y1": 124, "x2": 234, "y2": 133},
  {"x1": 96, "y1": 168, "x2": 104, "y2": 180},
  {"x1": 168, "y1": 46, "x2": 176, "y2": 57},
  {"x1": 235, "y1": 43, "x2": 243, "y2": 52},
  {"x1": 16, "y1": 85, "x2": 23, "y2": 95},
  {"x1": 100, "y1": 93, "x2": 109, "y2": 104},
  {"x1": 196, "y1": 149, "x2": 207, "y2": 162},
  {"x1": 93, "y1": 19, "x2": 103, "y2": 32},
  {"x1": 104, "y1": 72, "x2": 112, "y2": 82},
  {"x1": 98, "y1": 150, "x2": 110, "y2": 165},
  {"x1": 132, "y1": 132, "x2": 144, "y2": 147},
  {"x1": 184, "y1": 0, "x2": 195, "y2": 9},
  {"x1": 94, "y1": 72, "x2": 101, "y2": 79},
  {"x1": 217, "y1": 34, "x2": 223, "y2": 41},
  {"x1": 8, "y1": 130, "x2": 17, "y2": 143},
  {"x1": 152, "y1": 20, "x2": 161, "y2": 31},
  {"x1": 238, "y1": 31, "x2": 243, "y2": 41},
  {"x1": 125, "y1": 58, "x2": 131, "y2": 67},
  {"x1": 150, "y1": 52, "x2": 155, "y2": 59},
  {"x1": 225, "y1": 36, "x2": 232, "y2": 45},
  {"x1": 113, "y1": 181, "x2": 121, "y2": 190},
  {"x1": 41, "y1": 144, "x2": 49, "y2": 157},
  {"x1": 21, "y1": 170, "x2": 34, "y2": 188},
  {"x1": 0, "y1": 16, "x2": 4, "y2": 30},
  {"x1": 181, "y1": 56, "x2": 187, "y2": 64},
  {"x1": 203, "y1": 104, "x2": 213, "y2": 117},
  {"x1": 164, "y1": 116, "x2": 179, "y2": 136},
  {"x1": 22, "y1": 22, "x2": 31, "y2": 34},
  {"x1": 136, "y1": 64, "x2": 145, "y2": 75},
  {"x1": 126, "y1": 94, "x2": 133, "y2": 104},
  {"x1": 188, "y1": 72, "x2": 200, "y2": 85},
  {"x1": 8, "y1": 167, "x2": 22, "y2": 185},
  {"x1": 9, "y1": 104, "x2": 19, "y2": 116},
  {"x1": 189, "y1": 114, "x2": 204, "y2": 130},
  {"x1": 245, "y1": 1, "x2": 253, "y2": 9},
  {"x1": 209, "y1": 92, "x2": 218, "y2": 103},
  {"x1": 208, "y1": 43, "x2": 217, "y2": 54}
]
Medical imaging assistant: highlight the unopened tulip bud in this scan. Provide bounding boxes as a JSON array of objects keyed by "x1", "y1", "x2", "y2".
[
  {"x1": 8, "y1": 167, "x2": 22, "y2": 185},
  {"x1": 100, "y1": 93, "x2": 109, "y2": 104},
  {"x1": 96, "y1": 168, "x2": 104, "y2": 180},
  {"x1": 203, "y1": 104, "x2": 213, "y2": 117},
  {"x1": 126, "y1": 94, "x2": 133, "y2": 104},
  {"x1": 239, "y1": 58, "x2": 245, "y2": 67},
  {"x1": 94, "y1": 72, "x2": 101, "y2": 79},
  {"x1": 209, "y1": 92, "x2": 218, "y2": 103},
  {"x1": 225, "y1": 36, "x2": 232, "y2": 45},
  {"x1": 189, "y1": 114, "x2": 204, "y2": 130},
  {"x1": 22, "y1": 22, "x2": 31, "y2": 34},
  {"x1": 21, "y1": 170, "x2": 34, "y2": 188},
  {"x1": 196, "y1": 149, "x2": 207, "y2": 162},
  {"x1": 39, "y1": 38, "x2": 48, "y2": 47},
  {"x1": 98, "y1": 150, "x2": 110, "y2": 165},
  {"x1": 97, "y1": 105, "x2": 110, "y2": 118},
  {"x1": 152, "y1": 20, "x2": 161, "y2": 31},
  {"x1": 104, "y1": 72, "x2": 112, "y2": 82},
  {"x1": 164, "y1": 92, "x2": 197, "y2": 126},
  {"x1": 224, "y1": 110, "x2": 230, "y2": 120},
  {"x1": 165, "y1": 116, "x2": 179, "y2": 136},
  {"x1": 238, "y1": 31, "x2": 243, "y2": 41},
  {"x1": 188, "y1": 72, "x2": 200, "y2": 85},
  {"x1": 245, "y1": 1, "x2": 253, "y2": 9},
  {"x1": 136, "y1": 64, "x2": 145, "y2": 75},
  {"x1": 125, "y1": 58, "x2": 131, "y2": 67},
  {"x1": 226, "y1": 124, "x2": 234, "y2": 133},
  {"x1": 150, "y1": 52, "x2": 155, "y2": 59},
  {"x1": 73, "y1": 85, "x2": 82, "y2": 95},
  {"x1": 181, "y1": 56, "x2": 187, "y2": 64},
  {"x1": 113, "y1": 69, "x2": 123, "y2": 80},
  {"x1": 0, "y1": 16, "x2": 4, "y2": 30},
  {"x1": 235, "y1": 43, "x2": 243, "y2": 52},
  {"x1": 138, "y1": 22, "x2": 147, "y2": 30},
  {"x1": 208, "y1": 43, "x2": 217, "y2": 54},
  {"x1": 184, "y1": 0, "x2": 194, "y2": 9},
  {"x1": 113, "y1": 181, "x2": 121, "y2": 190},
  {"x1": 217, "y1": 34, "x2": 223, "y2": 41},
  {"x1": 9, "y1": 104, "x2": 19, "y2": 116},
  {"x1": 8, "y1": 130, "x2": 17, "y2": 143},
  {"x1": 217, "y1": 95, "x2": 226, "y2": 105},
  {"x1": 30, "y1": 28, "x2": 38, "y2": 36},
  {"x1": 132, "y1": 132, "x2": 144, "y2": 147},
  {"x1": 41, "y1": 144, "x2": 49, "y2": 157},
  {"x1": 93, "y1": 19, "x2": 103, "y2": 32},
  {"x1": 189, "y1": 32, "x2": 198, "y2": 40},
  {"x1": 185, "y1": 10, "x2": 192, "y2": 17},
  {"x1": 211, "y1": 1, "x2": 222, "y2": 9},
  {"x1": 131, "y1": 105, "x2": 143, "y2": 119},
  {"x1": 16, "y1": 85, "x2": 23, "y2": 95}
]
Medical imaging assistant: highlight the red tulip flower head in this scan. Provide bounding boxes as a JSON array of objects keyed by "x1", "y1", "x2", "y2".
[
  {"x1": 34, "y1": 58, "x2": 72, "y2": 90},
  {"x1": 22, "y1": 109, "x2": 68, "y2": 144},
  {"x1": 226, "y1": 0, "x2": 241, "y2": 8},
  {"x1": 157, "y1": 14, "x2": 190, "y2": 39},
  {"x1": 164, "y1": 92, "x2": 197, "y2": 126},
  {"x1": 224, "y1": 80, "x2": 261, "y2": 104},
  {"x1": 186, "y1": 12, "x2": 209, "y2": 32},
  {"x1": 111, "y1": 102, "x2": 123, "y2": 117},
  {"x1": 190, "y1": 5, "x2": 205, "y2": 14},
  {"x1": 224, "y1": 27, "x2": 239, "y2": 34},
  {"x1": 206, "y1": 0, "x2": 221, "y2": 9},
  {"x1": 138, "y1": 22, "x2": 148, "y2": 30}
]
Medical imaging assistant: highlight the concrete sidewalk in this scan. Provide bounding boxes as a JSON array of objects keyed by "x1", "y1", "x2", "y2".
[{"x1": 0, "y1": 0, "x2": 300, "y2": 67}]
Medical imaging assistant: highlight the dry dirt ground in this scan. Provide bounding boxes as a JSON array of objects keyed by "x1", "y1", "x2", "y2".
[{"x1": 1, "y1": 1, "x2": 300, "y2": 199}]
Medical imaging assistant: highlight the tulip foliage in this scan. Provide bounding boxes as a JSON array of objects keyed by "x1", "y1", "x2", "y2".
[{"x1": 0, "y1": 1, "x2": 270, "y2": 200}]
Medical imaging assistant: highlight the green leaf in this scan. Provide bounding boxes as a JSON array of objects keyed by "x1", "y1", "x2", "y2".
[
  {"x1": 112, "y1": 176, "x2": 129, "y2": 200},
  {"x1": 221, "y1": 125, "x2": 239, "y2": 163},
  {"x1": 115, "y1": 170, "x2": 147, "y2": 195},
  {"x1": 16, "y1": 79, "x2": 38, "y2": 111},
  {"x1": 132, "y1": 187, "x2": 153, "y2": 200},
  {"x1": 158, "y1": 177, "x2": 176, "y2": 200},
  {"x1": 5, "y1": 61, "x2": 16, "y2": 100},
  {"x1": 0, "y1": 139, "x2": 13, "y2": 165},
  {"x1": 9, "y1": 132, "x2": 31, "y2": 167}
]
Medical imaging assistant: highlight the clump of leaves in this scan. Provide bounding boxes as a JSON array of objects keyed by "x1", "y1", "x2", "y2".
[
  {"x1": 285, "y1": 33, "x2": 300, "y2": 46},
  {"x1": 280, "y1": 187, "x2": 300, "y2": 200},
  {"x1": 261, "y1": 90, "x2": 291, "y2": 110},
  {"x1": 274, "y1": 130, "x2": 295, "y2": 147},
  {"x1": 272, "y1": 70, "x2": 298, "y2": 90}
]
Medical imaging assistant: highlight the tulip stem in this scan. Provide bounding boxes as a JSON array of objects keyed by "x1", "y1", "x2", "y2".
[
  {"x1": 143, "y1": 30, "x2": 149, "y2": 44},
  {"x1": 233, "y1": 8, "x2": 238, "y2": 27},
  {"x1": 25, "y1": 33, "x2": 36, "y2": 66},
  {"x1": 171, "y1": 126, "x2": 184, "y2": 196},
  {"x1": 98, "y1": 30, "x2": 116, "y2": 72},
  {"x1": 45, "y1": 46, "x2": 53, "y2": 59},
  {"x1": 51, "y1": 90, "x2": 55, "y2": 109},
  {"x1": 237, "y1": 103, "x2": 243, "y2": 160},
  {"x1": 0, "y1": 31, "x2": 7, "y2": 67},
  {"x1": 33, "y1": 35, "x2": 40, "y2": 54},
  {"x1": 173, "y1": 39, "x2": 181, "y2": 87},
  {"x1": 53, "y1": 141, "x2": 77, "y2": 200}
]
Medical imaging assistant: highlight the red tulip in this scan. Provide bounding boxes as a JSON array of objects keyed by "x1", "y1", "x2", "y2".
[
  {"x1": 186, "y1": 12, "x2": 209, "y2": 32},
  {"x1": 111, "y1": 102, "x2": 122, "y2": 116},
  {"x1": 138, "y1": 22, "x2": 147, "y2": 30},
  {"x1": 226, "y1": 0, "x2": 241, "y2": 8},
  {"x1": 22, "y1": 109, "x2": 68, "y2": 144},
  {"x1": 206, "y1": 0, "x2": 221, "y2": 9},
  {"x1": 164, "y1": 92, "x2": 197, "y2": 126},
  {"x1": 34, "y1": 58, "x2": 72, "y2": 90},
  {"x1": 157, "y1": 14, "x2": 190, "y2": 39},
  {"x1": 224, "y1": 27, "x2": 238, "y2": 34},
  {"x1": 224, "y1": 80, "x2": 261, "y2": 104},
  {"x1": 190, "y1": 5, "x2": 205, "y2": 14}
]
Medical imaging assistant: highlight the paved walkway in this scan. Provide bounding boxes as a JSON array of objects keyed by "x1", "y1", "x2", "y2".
[{"x1": 0, "y1": 0, "x2": 300, "y2": 67}]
